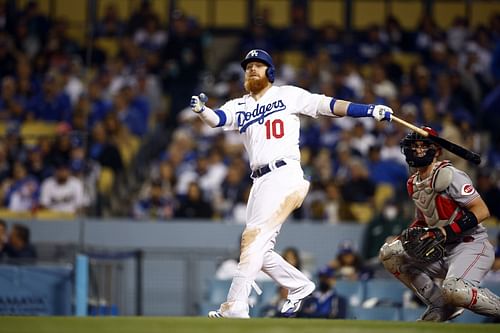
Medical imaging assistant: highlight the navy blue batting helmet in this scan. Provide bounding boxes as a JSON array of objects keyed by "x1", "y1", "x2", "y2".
[{"x1": 241, "y1": 49, "x2": 275, "y2": 83}]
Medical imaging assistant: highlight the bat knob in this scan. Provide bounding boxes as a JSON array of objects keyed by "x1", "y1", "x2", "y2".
[{"x1": 199, "y1": 93, "x2": 208, "y2": 103}]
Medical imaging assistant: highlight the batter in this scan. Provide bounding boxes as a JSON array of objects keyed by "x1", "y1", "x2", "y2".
[{"x1": 191, "y1": 49, "x2": 393, "y2": 318}]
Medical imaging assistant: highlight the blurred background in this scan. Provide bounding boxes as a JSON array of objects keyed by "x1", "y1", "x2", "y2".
[{"x1": 0, "y1": 0, "x2": 499, "y2": 322}]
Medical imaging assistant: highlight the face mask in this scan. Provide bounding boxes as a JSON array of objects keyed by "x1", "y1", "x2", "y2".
[{"x1": 383, "y1": 206, "x2": 398, "y2": 220}]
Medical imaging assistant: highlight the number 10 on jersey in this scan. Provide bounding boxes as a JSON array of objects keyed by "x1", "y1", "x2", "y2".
[{"x1": 265, "y1": 119, "x2": 284, "y2": 139}]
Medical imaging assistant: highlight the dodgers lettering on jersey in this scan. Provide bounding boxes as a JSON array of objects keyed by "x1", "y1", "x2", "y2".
[
  {"x1": 236, "y1": 99, "x2": 286, "y2": 133},
  {"x1": 217, "y1": 85, "x2": 323, "y2": 170}
]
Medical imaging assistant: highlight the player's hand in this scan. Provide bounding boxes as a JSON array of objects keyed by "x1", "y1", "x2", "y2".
[
  {"x1": 190, "y1": 93, "x2": 208, "y2": 113},
  {"x1": 372, "y1": 105, "x2": 393, "y2": 122}
]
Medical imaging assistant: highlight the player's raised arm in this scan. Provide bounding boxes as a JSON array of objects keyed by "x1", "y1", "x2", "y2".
[
  {"x1": 190, "y1": 93, "x2": 228, "y2": 128},
  {"x1": 321, "y1": 96, "x2": 394, "y2": 122}
]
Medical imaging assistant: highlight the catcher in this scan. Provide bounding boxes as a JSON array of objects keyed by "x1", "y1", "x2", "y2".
[{"x1": 379, "y1": 127, "x2": 500, "y2": 321}]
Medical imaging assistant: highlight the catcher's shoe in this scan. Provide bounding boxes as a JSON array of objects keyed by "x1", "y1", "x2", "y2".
[
  {"x1": 418, "y1": 305, "x2": 465, "y2": 322},
  {"x1": 280, "y1": 281, "x2": 315, "y2": 317}
]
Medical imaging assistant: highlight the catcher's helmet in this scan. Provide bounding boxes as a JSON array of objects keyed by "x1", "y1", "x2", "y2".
[
  {"x1": 400, "y1": 127, "x2": 440, "y2": 167},
  {"x1": 241, "y1": 49, "x2": 275, "y2": 83}
]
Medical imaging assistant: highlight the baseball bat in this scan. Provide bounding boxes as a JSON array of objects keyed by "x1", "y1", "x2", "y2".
[{"x1": 391, "y1": 115, "x2": 481, "y2": 165}]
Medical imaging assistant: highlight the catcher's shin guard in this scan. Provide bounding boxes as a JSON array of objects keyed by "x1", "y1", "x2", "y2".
[
  {"x1": 380, "y1": 239, "x2": 445, "y2": 307},
  {"x1": 379, "y1": 240, "x2": 414, "y2": 288},
  {"x1": 442, "y1": 278, "x2": 500, "y2": 318}
]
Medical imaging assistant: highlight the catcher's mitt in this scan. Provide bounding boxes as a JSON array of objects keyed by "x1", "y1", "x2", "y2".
[{"x1": 400, "y1": 227, "x2": 446, "y2": 263}]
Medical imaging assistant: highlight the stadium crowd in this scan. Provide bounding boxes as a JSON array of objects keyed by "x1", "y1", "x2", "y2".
[{"x1": 0, "y1": 1, "x2": 499, "y2": 227}]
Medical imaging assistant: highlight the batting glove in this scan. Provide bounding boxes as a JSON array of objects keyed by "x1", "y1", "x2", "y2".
[
  {"x1": 190, "y1": 93, "x2": 208, "y2": 113},
  {"x1": 372, "y1": 105, "x2": 393, "y2": 122}
]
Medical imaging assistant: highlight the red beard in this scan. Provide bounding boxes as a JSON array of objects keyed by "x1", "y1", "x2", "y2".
[{"x1": 244, "y1": 75, "x2": 269, "y2": 94}]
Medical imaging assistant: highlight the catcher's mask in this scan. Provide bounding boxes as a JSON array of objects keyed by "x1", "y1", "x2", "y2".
[{"x1": 400, "y1": 127, "x2": 440, "y2": 167}]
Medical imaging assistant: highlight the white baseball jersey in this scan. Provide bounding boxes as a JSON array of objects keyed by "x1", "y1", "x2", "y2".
[{"x1": 215, "y1": 85, "x2": 327, "y2": 170}]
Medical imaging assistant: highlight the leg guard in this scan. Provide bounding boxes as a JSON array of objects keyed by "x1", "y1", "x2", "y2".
[
  {"x1": 380, "y1": 239, "x2": 460, "y2": 321},
  {"x1": 442, "y1": 278, "x2": 500, "y2": 318},
  {"x1": 380, "y1": 239, "x2": 442, "y2": 304},
  {"x1": 379, "y1": 240, "x2": 413, "y2": 288}
]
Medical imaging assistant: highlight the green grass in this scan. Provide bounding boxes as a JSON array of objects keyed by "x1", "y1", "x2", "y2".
[{"x1": 0, "y1": 317, "x2": 498, "y2": 333}]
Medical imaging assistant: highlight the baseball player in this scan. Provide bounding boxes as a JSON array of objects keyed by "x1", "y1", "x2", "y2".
[
  {"x1": 379, "y1": 127, "x2": 500, "y2": 321},
  {"x1": 190, "y1": 49, "x2": 393, "y2": 318}
]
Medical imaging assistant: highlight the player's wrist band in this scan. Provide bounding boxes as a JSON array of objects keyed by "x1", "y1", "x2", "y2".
[
  {"x1": 214, "y1": 109, "x2": 227, "y2": 127},
  {"x1": 443, "y1": 210, "x2": 479, "y2": 238},
  {"x1": 346, "y1": 103, "x2": 375, "y2": 118}
]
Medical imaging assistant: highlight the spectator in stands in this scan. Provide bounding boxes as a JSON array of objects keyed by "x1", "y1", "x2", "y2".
[
  {"x1": 0, "y1": 219, "x2": 7, "y2": 259},
  {"x1": 0, "y1": 76, "x2": 24, "y2": 121},
  {"x1": 39, "y1": 158, "x2": 85, "y2": 214},
  {"x1": 218, "y1": 161, "x2": 250, "y2": 220},
  {"x1": 299, "y1": 266, "x2": 347, "y2": 319},
  {"x1": 127, "y1": 0, "x2": 157, "y2": 35},
  {"x1": 161, "y1": 10, "x2": 204, "y2": 130},
  {"x1": 329, "y1": 240, "x2": 373, "y2": 281},
  {"x1": 282, "y1": 5, "x2": 314, "y2": 52},
  {"x1": 361, "y1": 200, "x2": 408, "y2": 261},
  {"x1": 316, "y1": 23, "x2": 346, "y2": 63},
  {"x1": 323, "y1": 180, "x2": 341, "y2": 224},
  {"x1": 357, "y1": 24, "x2": 388, "y2": 63},
  {"x1": 175, "y1": 182, "x2": 213, "y2": 219},
  {"x1": 133, "y1": 15, "x2": 167, "y2": 52},
  {"x1": 112, "y1": 84, "x2": 149, "y2": 137},
  {"x1": 133, "y1": 179, "x2": 175, "y2": 220},
  {"x1": 0, "y1": 35, "x2": 16, "y2": 80},
  {"x1": 381, "y1": 15, "x2": 410, "y2": 52},
  {"x1": 87, "y1": 79, "x2": 112, "y2": 127},
  {"x1": 0, "y1": 141, "x2": 8, "y2": 183},
  {"x1": 47, "y1": 123, "x2": 73, "y2": 164},
  {"x1": 27, "y1": 73, "x2": 71, "y2": 122},
  {"x1": 4, "y1": 123, "x2": 25, "y2": 167},
  {"x1": 3, "y1": 161, "x2": 39, "y2": 212},
  {"x1": 260, "y1": 285, "x2": 289, "y2": 318},
  {"x1": 95, "y1": 3, "x2": 125, "y2": 38},
  {"x1": 340, "y1": 160, "x2": 376, "y2": 222},
  {"x1": 26, "y1": 145, "x2": 51, "y2": 183},
  {"x1": 69, "y1": 142, "x2": 97, "y2": 211},
  {"x1": 281, "y1": 247, "x2": 311, "y2": 279},
  {"x1": 88, "y1": 122, "x2": 123, "y2": 174},
  {"x1": 18, "y1": 0, "x2": 50, "y2": 46},
  {"x1": 60, "y1": 60, "x2": 84, "y2": 106},
  {"x1": 366, "y1": 144, "x2": 408, "y2": 196},
  {"x1": 240, "y1": 17, "x2": 276, "y2": 55},
  {"x1": 3, "y1": 223, "x2": 36, "y2": 260}
]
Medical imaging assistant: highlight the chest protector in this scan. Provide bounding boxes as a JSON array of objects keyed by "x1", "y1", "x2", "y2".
[{"x1": 407, "y1": 161, "x2": 460, "y2": 228}]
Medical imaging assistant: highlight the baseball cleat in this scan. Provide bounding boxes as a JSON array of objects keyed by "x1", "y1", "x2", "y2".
[
  {"x1": 208, "y1": 310, "x2": 224, "y2": 318},
  {"x1": 280, "y1": 282, "x2": 315, "y2": 317},
  {"x1": 418, "y1": 305, "x2": 464, "y2": 322}
]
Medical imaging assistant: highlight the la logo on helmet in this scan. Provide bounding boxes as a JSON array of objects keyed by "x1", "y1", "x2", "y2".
[{"x1": 248, "y1": 50, "x2": 259, "y2": 57}]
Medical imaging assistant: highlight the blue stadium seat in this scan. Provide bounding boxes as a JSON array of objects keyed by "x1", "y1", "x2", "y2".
[
  {"x1": 400, "y1": 307, "x2": 426, "y2": 321},
  {"x1": 335, "y1": 280, "x2": 365, "y2": 306},
  {"x1": 364, "y1": 279, "x2": 406, "y2": 306},
  {"x1": 348, "y1": 305, "x2": 401, "y2": 320}
]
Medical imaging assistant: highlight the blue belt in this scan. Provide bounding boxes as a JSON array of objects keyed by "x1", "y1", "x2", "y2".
[{"x1": 251, "y1": 160, "x2": 287, "y2": 178}]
